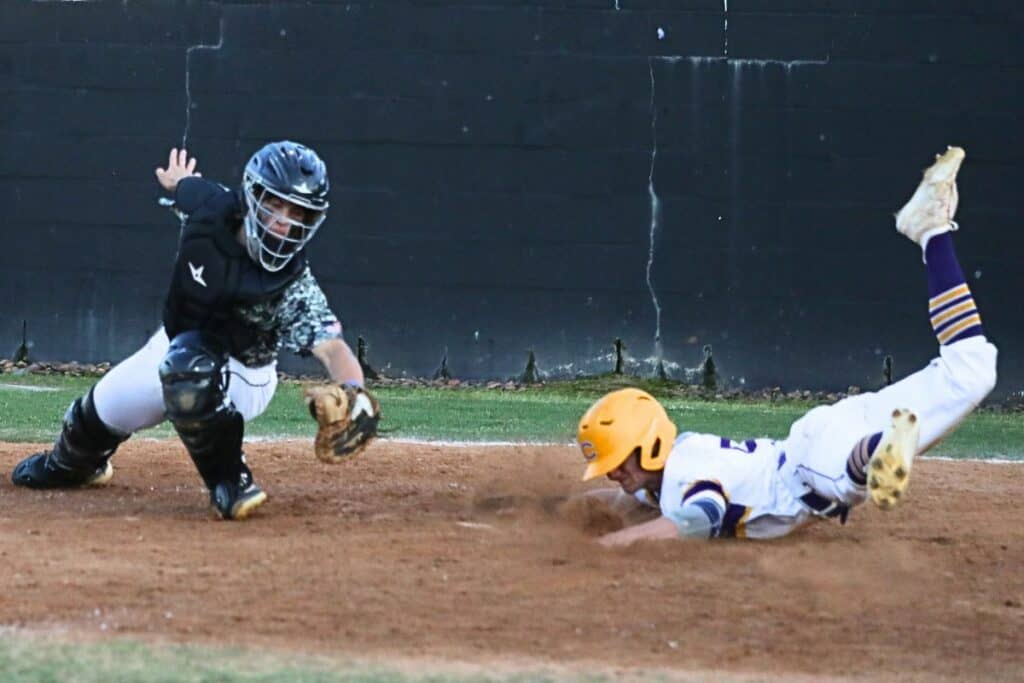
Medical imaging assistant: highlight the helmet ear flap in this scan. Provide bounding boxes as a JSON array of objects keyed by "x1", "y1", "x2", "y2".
[
  {"x1": 650, "y1": 437, "x2": 663, "y2": 463},
  {"x1": 640, "y1": 436, "x2": 667, "y2": 471},
  {"x1": 636, "y1": 395, "x2": 677, "y2": 471}
]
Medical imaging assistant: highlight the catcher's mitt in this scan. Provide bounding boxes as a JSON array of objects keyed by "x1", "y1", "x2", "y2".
[{"x1": 303, "y1": 384, "x2": 381, "y2": 463}]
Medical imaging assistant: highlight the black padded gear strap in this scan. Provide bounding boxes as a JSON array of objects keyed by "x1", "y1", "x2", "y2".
[{"x1": 50, "y1": 387, "x2": 129, "y2": 474}]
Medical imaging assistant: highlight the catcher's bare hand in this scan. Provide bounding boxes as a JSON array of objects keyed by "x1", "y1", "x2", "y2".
[
  {"x1": 304, "y1": 384, "x2": 381, "y2": 464},
  {"x1": 155, "y1": 147, "x2": 201, "y2": 192}
]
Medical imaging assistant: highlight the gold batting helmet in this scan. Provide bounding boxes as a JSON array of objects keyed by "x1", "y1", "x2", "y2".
[{"x1": 577, "y1": 388, "x2": 677, "y2": 481}]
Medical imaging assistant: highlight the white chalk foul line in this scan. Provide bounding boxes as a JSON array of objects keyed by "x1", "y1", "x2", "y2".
[
  {"x1": 919, "y1": 455, "x2": 1023, "y2": 465},
  {"x1": 243, "y1": 436, "x2": 565, "y2": 448},
  {"x1": 0, "y1": 383, "x2": 61, "y2": 392}
]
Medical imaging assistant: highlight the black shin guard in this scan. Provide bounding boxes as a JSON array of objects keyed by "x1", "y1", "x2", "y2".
[
  {"x1": 171, "y1": 407, "x2": 262, "y2": 519},
  {"x1": 12, "y1": 387, "x2": 128, "y2": 488},
  {"x1": 171, "y1": 407, "x2": 246, "y2": 494},
  {"x1": 53, "y1": 388, "x2": 128, "y2": 470},
  {"x1": 159, "y1": 331, "x2": 250, "y2": 501}
]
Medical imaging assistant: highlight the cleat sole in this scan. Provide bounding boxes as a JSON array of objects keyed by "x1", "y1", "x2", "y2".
[
  {"x1": 229, "y1": 490, "x2": 268, "y2": 521},
  {"x1": 868, "y1": 409, "x2": 920, "y2": 510},
  {"x1": 85, "y1": 461, "x2": 114, "y2": 487}
]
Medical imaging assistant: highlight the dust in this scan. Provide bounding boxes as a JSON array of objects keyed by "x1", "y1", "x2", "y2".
[{"x1": 557, "y1": 494, "x2": 625, "y2": 536}]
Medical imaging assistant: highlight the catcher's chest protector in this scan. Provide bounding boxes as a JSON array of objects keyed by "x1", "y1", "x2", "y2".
[{"x1": 163, "y1": 187, "x2": 305, "y2": 356}]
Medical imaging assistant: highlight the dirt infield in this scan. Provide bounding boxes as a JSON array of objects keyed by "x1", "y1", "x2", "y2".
[{"x1": 0, "y1": 440, "x2": 1021, "y2": 681}]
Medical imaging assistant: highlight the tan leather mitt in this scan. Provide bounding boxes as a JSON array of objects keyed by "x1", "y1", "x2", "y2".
[{"x1": 303, "y1": 384, "x2": 381, "y2": 463}]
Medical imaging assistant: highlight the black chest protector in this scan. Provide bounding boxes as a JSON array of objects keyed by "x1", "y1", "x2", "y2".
[{"x1": 162, "y1": 179, "x2": 305, "y2": 357}]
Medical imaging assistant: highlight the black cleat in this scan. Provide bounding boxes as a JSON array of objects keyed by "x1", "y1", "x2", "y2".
[
  {"x1": 12, "y1": 452, "x2": 113, "y2": 489},
  {"x1": 211, "y1": 470, "x2": 267, "y2": 521}
]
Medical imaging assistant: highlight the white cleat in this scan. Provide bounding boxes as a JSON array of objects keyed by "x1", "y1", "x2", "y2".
[
  {"x1": 895, "y1": 146, "x2": 965, "y2": 248},
  {"x1": 867, "y1": 409, "x2": 920, "y2": 511}
]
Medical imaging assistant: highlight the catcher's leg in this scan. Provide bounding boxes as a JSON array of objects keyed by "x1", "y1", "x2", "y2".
[
  {"x1": 12, "y1": 329, "x2": 172, "y2": 489},
  {"x1": 159, "y1": 331, "x2": 267, "y2": 520},
  {"x1": 11, "y1": 387, "x2": 128, "y2": 489}
]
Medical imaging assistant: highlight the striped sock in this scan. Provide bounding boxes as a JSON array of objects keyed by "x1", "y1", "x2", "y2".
[
  {"x1": 925, "y1": 233, "x2": 984, "y2": 345},
  {"x1": 846, "y1": 432, "x2": 882, "y2": 486}
]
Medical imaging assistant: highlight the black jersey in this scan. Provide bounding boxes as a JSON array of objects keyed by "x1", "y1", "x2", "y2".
[{"x1": 162, "y1": 177, "x2": 306, "y2": 358}]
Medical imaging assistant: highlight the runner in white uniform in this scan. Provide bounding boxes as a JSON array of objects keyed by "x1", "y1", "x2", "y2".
[{"x1": 575, "y1": 147, "x2": 997, "y2": 544}]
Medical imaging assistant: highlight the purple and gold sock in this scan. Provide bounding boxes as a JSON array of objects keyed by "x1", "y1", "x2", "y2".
[
  {"x1": 925, "y1": 233, "x2": 984, "y2": 345},
  {"x1": 846, "y1": 432, "x2": 882, "y2": 486}
]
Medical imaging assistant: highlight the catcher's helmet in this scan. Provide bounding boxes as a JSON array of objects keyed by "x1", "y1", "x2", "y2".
[
  {"x1": 577, "y1": 388, "x2": 677, "y2": 481},
  {"x1": 242, "y1": 140, "x2": 329, "y2": 272}
]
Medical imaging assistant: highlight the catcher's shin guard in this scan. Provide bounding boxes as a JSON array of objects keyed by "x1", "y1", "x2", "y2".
[
  {"x1": 170, "y1": 407, "x2": 266, "y2": 519},
  {"x1": 170, "y1": 407, "x2": 244, "y2": 490},
  {"x1": 12, "y1": 388, "x2": 127, "y2": 489},
  {"x1": 159, "y1": 330, "x2": 266, "y2": 520}
]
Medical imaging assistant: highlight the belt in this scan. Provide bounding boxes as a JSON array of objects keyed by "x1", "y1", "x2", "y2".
[{"x1": 800, "y1": 491, "x2": 850, "y2": 525}]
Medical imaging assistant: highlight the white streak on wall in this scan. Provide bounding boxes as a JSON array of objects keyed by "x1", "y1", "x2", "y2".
[
  {"x1": 182, "y1": 17, "x2": 225, "y2": 149},
  {"x1": 646, "y1": 58, "x2": 663, "y2": 365},
  {"x1": 723, "y1": 0, "x2": 729, "y2": 56}
]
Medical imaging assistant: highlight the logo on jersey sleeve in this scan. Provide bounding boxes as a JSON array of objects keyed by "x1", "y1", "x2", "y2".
[
  {"x1": 579, "y1": 441, "x2": 597, "y2": 462},
  {"x1": 188, "y1": 262, "x2": 207, "y2": 287}
]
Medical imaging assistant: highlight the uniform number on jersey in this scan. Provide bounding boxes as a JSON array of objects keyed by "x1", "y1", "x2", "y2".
[{"x1": 719, "y1": 437, "x2": 757, "y2": 454}]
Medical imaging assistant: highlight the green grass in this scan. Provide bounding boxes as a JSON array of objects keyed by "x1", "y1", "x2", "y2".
[
  {"x1": 0, "y1": 374, "x2": 1020, "y2": 460},
  {"x1": 0, "y1": 635, "x2": 601, "y2": 683}
]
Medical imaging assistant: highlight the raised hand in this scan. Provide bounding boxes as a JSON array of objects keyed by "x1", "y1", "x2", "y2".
[{"x1": 155, "y1": 147, "x2": 201, "y2": 192}]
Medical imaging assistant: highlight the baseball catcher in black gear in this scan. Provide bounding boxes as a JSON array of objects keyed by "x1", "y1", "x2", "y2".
[{"x1": 12, "y1": 141, "x2": 378, "y2": 520}]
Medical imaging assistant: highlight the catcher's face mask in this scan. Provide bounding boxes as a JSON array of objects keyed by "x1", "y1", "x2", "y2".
[
  {"x1": 241, "y1": 140, "x2": 329, "y2": 272},
  {"x1": 577, "y1": 388, "x2": 678, "y2": 482},
  {"x1": 243, "y1": 177, "x2": 326, "y2": 272}
]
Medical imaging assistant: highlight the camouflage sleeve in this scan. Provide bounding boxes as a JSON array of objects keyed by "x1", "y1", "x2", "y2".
[{"x1": 275, "y1": 267, "x2": 345, "y2": 357}]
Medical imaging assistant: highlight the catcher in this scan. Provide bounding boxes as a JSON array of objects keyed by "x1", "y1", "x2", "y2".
[
  {"x1": 575, "y1": 147, "x2": 997, "y2": 544},
  {"x1": 11, "y1": 142, "x2": 379, "y2": 520}
]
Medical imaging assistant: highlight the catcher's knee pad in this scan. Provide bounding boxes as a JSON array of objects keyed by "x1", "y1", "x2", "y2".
[
  {"x1": 159, "y1": 331, "x2": 245, "y2": 492},
  {"x1": 53, "y1": 387, "x2": 130, "y2": 472},
  {"x1": 159, "y1": 331, "x2": 231, "y2": 423}
]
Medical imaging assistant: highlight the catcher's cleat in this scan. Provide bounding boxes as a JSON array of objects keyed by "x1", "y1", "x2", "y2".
[
  {"x1": 895, "y1": 146, "x2": 965, "y2": 248},
  {"x1": 11, "y1": 452, "x2": 113, "y2": 489},
  {"x1": 867, "y1": 409, "x2": 920, "y2": 510},
  {"x1": 211, "y1": 471, "x2": 267, "y2": 521}
]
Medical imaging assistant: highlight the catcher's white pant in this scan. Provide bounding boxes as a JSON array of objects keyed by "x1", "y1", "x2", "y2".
[
  {"x1": 779, "y1": 335, "x2": 998, "y2": 506},
  {"x1": 91, "y1": 328, "x2": 278, "y2": 435}
]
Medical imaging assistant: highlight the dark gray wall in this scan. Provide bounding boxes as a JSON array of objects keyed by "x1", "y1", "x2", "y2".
[{"x1": 1, "y1": 1, "x2": 1021, "y2": 392}]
